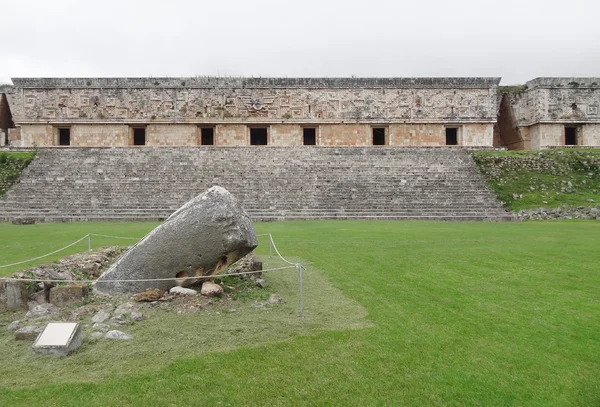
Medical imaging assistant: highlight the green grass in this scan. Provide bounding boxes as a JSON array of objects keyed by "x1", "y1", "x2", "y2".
[
  {"x1": 0, "y1": 151, "x2": 36, "y2": 196},
  {"x1": 473, "y1": 149, "x2": 600, "y2": 211},
  {"x1": 1, "y1": 220, "x2": 599, "y2": 406}
]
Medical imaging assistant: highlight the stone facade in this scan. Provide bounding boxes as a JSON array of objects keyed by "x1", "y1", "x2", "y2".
[
  {"x1": 1, "y1": 77, "x2": 500, "y2": 148},
  {"x1": 498, "y1": 78, "x2": 600, "y2": 149},
  {"x1": 2, "y1": 76, "x2": 599, "y2": 149}
]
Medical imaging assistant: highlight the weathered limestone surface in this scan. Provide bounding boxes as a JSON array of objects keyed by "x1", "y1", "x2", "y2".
[
  {"x1": 0, "y1": 281, "x2": 31, "y2": 310},
  {"x1": 8, "y1": 77, "x2": 500, "y2": 125},
  {"x1": 94, "y1": 186, "x2": 258, "y2": 295},
  {"x1": 510, "y1": 78, "x2": 600, "y2": 126},
  {"x1": 501, "y1": 78, "x2": 600, "y2": 148},
  {"x1": 0, "y1": 147, "x2": 513, "y2": 222}
]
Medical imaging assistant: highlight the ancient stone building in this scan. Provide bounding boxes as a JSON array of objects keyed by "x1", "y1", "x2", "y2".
[
  {"x1": 496, "y1": 78, "x2": 600, "y2": 149},
  {"x1": 1, "y1": 76, "x2": 598, "y2": 149},
  {"x1": 0, "y1": 77, "x2": 500, "y2": 148}
]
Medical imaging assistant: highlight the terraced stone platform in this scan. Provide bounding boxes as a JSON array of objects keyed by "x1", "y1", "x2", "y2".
[{"x1": 0, "y1": 147, "x2": 514, "y2": 222}]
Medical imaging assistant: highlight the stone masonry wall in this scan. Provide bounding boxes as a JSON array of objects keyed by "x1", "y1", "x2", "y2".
[
  {"x1": 146, "y1": 124, "x2": 198, "y2": 146},
  {"x1": 270, "y1": 124, "x2": 302, "y2": 146},
  {"x1": 20, "y1": 124, "x2": 54, "y2": 146},
  {"x1": 528, "y1": 123, "x2": 600, "y2": 148},
  {"x1": 16, "y1": 123, "x2": 496, "y2": 147},
  {"x1": 581, "y1": 124, "x2": 600, "y2": 145},
  {"x1": 510, "y1": 78, "x2": 600, "y2": 126},
  {"x1": 320, "y1": 124, "x2": 371, "y2": 146},
  {"x1": 215, "y1": 124, "x2": 247, "y2": 146},
  {"x1": 71, "y1": 125, "x2": 130, "y2": 147},
  {"x1": 9, "y1": 77, "x2": 499, "y2": 125}
]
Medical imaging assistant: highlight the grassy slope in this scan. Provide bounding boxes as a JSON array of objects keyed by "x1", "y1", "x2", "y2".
[
  {"x1": 472, "y1": 149, "x2": 600, "y2": 211},
  {"x1": 0, "y1": 151, "x2": 36, "y2": 196},
  {"x1": 0, "y1": 220, "x2": 599, "y2": 406}
]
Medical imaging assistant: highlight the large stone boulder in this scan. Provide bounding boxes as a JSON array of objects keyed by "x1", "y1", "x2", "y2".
[{"x1": 94, "y1": 186, "x2": 258, "y2": 295}]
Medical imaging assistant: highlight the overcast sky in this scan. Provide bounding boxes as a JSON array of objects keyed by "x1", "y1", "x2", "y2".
[{"x1": 1, "y1": 0, "x2": 599, "y2": 85}]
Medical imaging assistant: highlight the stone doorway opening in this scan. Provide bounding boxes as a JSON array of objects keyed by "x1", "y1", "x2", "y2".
[
  {"x1": 303, "y1": 128, "x2": 316, "y2": 145},
  {"x1": 59, "y1": 128, "x2": 71, "y2": 146},
  {"x1": 565, "y1": 126, "x2": 578, "y2": 145},
  {"x1": 445, "y1": 128, "x2": 458, "y2": 145},
  {"x1": 133, "y1": 128, "x2": 146, "y2": 146},
  {"x1": 372, "y1": 128, "x2": 386, "y2": 145},
  {"x1": 201, "y1": 128, "x2": 214, "y2": 145},
  {"x1": 250, "y1": 128, "x2": 268, "y2": 145}
]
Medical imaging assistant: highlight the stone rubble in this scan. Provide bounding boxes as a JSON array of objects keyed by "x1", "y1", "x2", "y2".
[{"x1": 2, "y1": 248, "x2": 269, "y2": 345}]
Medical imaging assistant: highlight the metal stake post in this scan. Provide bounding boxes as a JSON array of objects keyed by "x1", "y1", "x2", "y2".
[
  {"x1": 297, "y1": 264, "x2": 304, "y2": 318},
  {"x1": 87, "y1": 234, "x2": 91, "y2": 251},
  {"x1": 269, "y1": 234, "x2": 273, "y2": 259}
]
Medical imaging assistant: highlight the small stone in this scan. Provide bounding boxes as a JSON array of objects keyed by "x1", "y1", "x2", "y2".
[
  {"x1": 267, "y1": 294, "x2": 284, "y2": 304},
  {"x1": 104, "y1": 330, "x2": 132, "y2": 340},
  {"x1": 49, "y1": 284, "x2": 89, "y2": 307},
  {"x1": 512, "y1": 193, "x2": 520, "y2": 200},
  {"x1": 7, "y1": 320, "x2": 22, "y2": 332},
  {"x1": 114, "y1": 302, "x2": 134, "y2": 317},
  {"x1": 92, "y1": 323, "x2": 110, "y2": 332},
  {"x1": 14, "y1": 325, "x2": 43, "y2": 341},
  {"x1": 254, "y1": 278, "x2": 267, "y2": 288},
  {"x1": 130, "y1": 312, "x2": 144, "y2": 322},
  {"x1": 228, "y1": 309, "x2": 237, "y2": 313},
  {"x1": 89, "y1": 332, "x2": 104, "y2": 340},
  {"x1": 30, "y1": 290, "x2": 49, "y2": 305},
  {"x1": 586, "y1": 199, "x2": 595, "y2": 202},
  {"x1": 169, "y1": 286, "x2": 198, "y2": 296},
  {"x1": 134, "y1": 288, "x2": 164, "y2": 302},
  {"x1": 201, "y1": 281, "x2": 223, "y2": 297},
  {"x1": 91, "y1": 309, "x2": 111, "y2": 324},
  {"x1": 25, "y1": 304, "x2": 56, "y2": 320}
]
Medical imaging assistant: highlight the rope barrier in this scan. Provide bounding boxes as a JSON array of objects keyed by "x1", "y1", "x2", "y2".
[
  {"x1": 89, "y1": 234, "x2": 141, "y2": 240},
  {"x1": 0, "y1": 265, "x2": 296, "y2": 284},
  {"x1": 0, "y1": 235, "x2": 91, "y2": 269},
  {"x1": 0, "y1": 231, "x2": 305, "y2": 316}
]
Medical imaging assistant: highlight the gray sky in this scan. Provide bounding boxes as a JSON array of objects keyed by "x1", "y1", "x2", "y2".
[{"x1": 1, "y1": 0, "x2": 599, "y2": 85}]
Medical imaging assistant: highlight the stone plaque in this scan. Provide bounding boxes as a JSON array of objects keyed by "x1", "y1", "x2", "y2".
[{"x1": 32, "y1": 322, "x2": 82, "y2": 357}]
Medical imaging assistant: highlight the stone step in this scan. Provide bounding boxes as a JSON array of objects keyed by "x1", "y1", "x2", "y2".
[{"x1": 0, "y1": 147, "x2": 509, "y2": 222}]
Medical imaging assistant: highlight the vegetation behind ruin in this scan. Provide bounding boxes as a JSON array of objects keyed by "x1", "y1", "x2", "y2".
[
  {"x1": 0, "y1": 151, "x2": 36, "y2": 196},
  {"x1": 472, "y1": 149, "x2": 600, "y2": 211}
]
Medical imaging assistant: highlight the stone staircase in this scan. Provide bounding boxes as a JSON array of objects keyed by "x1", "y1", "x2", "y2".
[{"x1": 0, "y1": 147, "x2": 514, "y2": 222}]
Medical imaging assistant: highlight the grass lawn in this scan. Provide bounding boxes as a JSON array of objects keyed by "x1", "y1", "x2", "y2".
[
  {"x1": 0, "y1": 220, "x2": 599, "y2": 406},
  {"x1": 472, "y1": 149, "x2": 600, "y2": 211}
]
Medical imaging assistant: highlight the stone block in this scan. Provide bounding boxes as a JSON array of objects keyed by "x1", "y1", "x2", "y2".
[
  {"x1": 15, "y1": 325, "x2": 43, "y2": 341},
  {"x1": 49, "y1": 284, "x2": 89, "y2": 307},
  {"x1": 32, "y1": 322, "x2": 82, "y2": 356},
  {"x1": 0, "y1": 281, "x2": 31, "y2": 311}
]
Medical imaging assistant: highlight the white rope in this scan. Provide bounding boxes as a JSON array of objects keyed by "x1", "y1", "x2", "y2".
[
  {"x1": 89, "y1": 234, "x2": 140, "y2": 240},
  {"x1": 0, "y1": 265, "x2": 296, "y2": 284},
  {"x1": 0, "y1": 234, "x2": 91, "y2": 269},
  {"x1": 269, "y1": 234, "x2": 298, "y2": 266},
  {"x1": 0, "y1": 231, "x2": 300, "y2": 277}
]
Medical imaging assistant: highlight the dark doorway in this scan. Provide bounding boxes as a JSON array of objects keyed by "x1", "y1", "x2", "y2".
[
  {"x1": 250, "y1": 128, "x2": 268, "y2": 145},
  {"x1": 565, "y1": 126, "x2": 577, "y2": 145},
  {"x1": 201, "y1": 127, "x2": 214, "y2": 145},
  {"x1": 372, "y1": 128, "x2": 386, "y2": 145},
  {"x1": 445, "y1": 128, "x2": 458, "y2": 146},
  {"x1": 59, "y1": 128, "x2": 71, "y2": 146},
  {"x1": 303, "y1": 128, "x2": 316, "y2": 145},
  {"x1": 133, "y1": 128, "x2": 146, "y2": 145}
]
